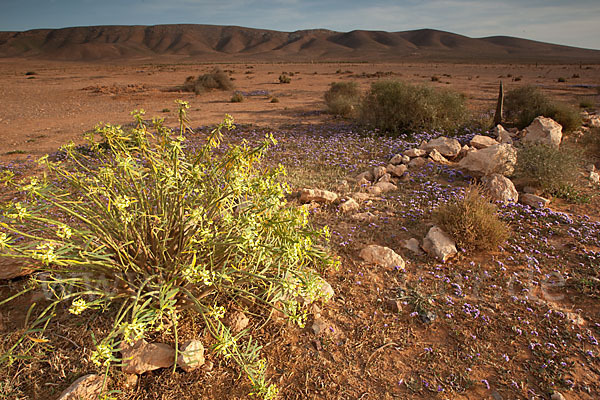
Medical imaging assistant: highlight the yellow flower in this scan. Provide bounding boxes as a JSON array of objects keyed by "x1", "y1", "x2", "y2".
[
  {"x1": 0, "y1": 232, "x2": 11, "y2": 249},
  {"x1": 68, "y1": 298, "x2": 88, "y2": 315}
]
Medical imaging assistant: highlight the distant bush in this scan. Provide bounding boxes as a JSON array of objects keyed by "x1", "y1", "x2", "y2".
[
  {"x1": 579, "y1": 98, "x2": 595, "y2": 109},
  {"x1": 270, "y1": 97, "x2": 280, "y2": 103},
  {"x1": 324, "y1": 81, "x2": 361, "y2": 117},
  {"x1": 581, "y1": 127, "x2": 600, "y2": 159},
  {"x1": 358, "y1": 80, "x2": 468, "y2": 134},
  {"x1": 24, "y1": 71, "x2": 36, "y2": 76},
  {"x1": 230, "y1": 92, "x2": 245, "y2": 103},
  {"x1": 279, "y1": 74, "x2": 291, "y2": 84},
  {"x1": 433, "y1": 185, "x2": 509, "y2": 252},
  {"x1": 513, "y1": 143, "x2": 579, "y2": 194},
  {"x1": 431, "y1": 75, "x2": 440, "y2": 82},
  {"x1": 504, "y1": 85, "x2": 581, "y2": 132},
  {"x1": 182, "y1": 68, "x2": 234, "y2": 94}
]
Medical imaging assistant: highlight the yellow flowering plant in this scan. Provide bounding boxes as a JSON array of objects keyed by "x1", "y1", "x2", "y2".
[{"x1": 0, "y1": 101, "x2": 336, "y2": 398}]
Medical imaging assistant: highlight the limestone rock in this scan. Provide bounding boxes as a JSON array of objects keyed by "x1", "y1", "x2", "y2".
[
  {"x1": 57, "y1": 374, "x2": 104, "y2": 400},
  {"x1": 372, "y1": 166, "x2": 387, "y2": 181},
  {"x1": 590, "y1": 171, "x2": 599, "y2": 184},
  {"x1": 408, "y1": 157, "x2": 427, "y2": 168},
  {"x1": 351, "y1": 192, "x2": 371, "y2": 202},
  {"x1": 403, "y1": 238, "x2": 423, "y2": 255},
  {"x1": 389, "y1": 154, "x2": 404, "y2": 165},
  {"x1": 404, "y1": 148, "x2": 426, "y2": 158},
  {"x1": 299, "y1": 188, "x2": 338, "y2": 204},
  {"x1": 523, "y1": 116, "x2": 563, "y2": 148},
  {"x1": 421, "y1": 137, "x2": 462, "y2": 158},
  {"x1": 387, "y1": 163, "x2": 407, "y2": 177},
  {"x1": 351, "y1": 212, "x2": 377, "y2": 222},
  {"x1": 589, "y1": 115, "x2": 600, "y2": 128},
  {"x1": 357, "y1": 177, "x2": 371, "y2": 187},
  {"x1": 401, "y1": 155, "x2": 411, "y2": 164},
  {"x1": 481, "y1": 174, "x2": 518, "y2": 204},
  {"x1": 374, "y1": 181, "x2": 397, "y2": 193},
  {"x1": 520, "y1": 193, "x2": 550, "y2": 209},
  {"x1": 0, "y1": 258, "x2": 34, "y2": 280},
  {"x1": 428, "y1": 149, "x2": 449, "y2": 164},
  {"x1": 356, "y1": 170, "x2": 374, "y2": 182},
  {"x1": 340, "y1": 198, "x2": 360, "y2": 213},
  {"x1": 121, "y1": 340, "x2": 175, "y2": 375},
  {"x1": 377, "y1": 173, "x2": 391, "y2": 183},
  {"x1": 359, "y1": 245, "x2": 405, "y2": 270},
  {"x1": 470, "y1": 135, "x2": 499, "y2": 149},
  {"x1": 367, "y1": 186, "x2": 383, "y2": 195},
  {"x1": 422, "y1": 226, "x2": 457, "y2": 263},
  {"x1": 493, "y1": 125, "x2": 514, "y2": 144},
  {"x1": 458, "y1": 144, "x2": 517, "y2": 176},
  {"x1": 226, "y1": 311, "x2": 250, "y2": 333},
  {"x1": 178, "y1": 340, "x2": 205, "y2": 372}
]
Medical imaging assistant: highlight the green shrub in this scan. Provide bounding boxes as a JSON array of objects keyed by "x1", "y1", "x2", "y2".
[
  {"x1": 358, "y1": 80, "x2": 468, "y2": 134},
  {"x1": 278, "y1": 74, "x2": 291, "y2": 84},
  {"x1": 504, "y1": 85, "x2": 581, "y2": 132},
  {"x1": 323, "y1": 81, "x2": 361, "y2": 117},
  {"x1": 0, "y1": 102, "x2": 335, "y2": 398},
  {"x1": 513, "y1": 143, "x2": 579, "y2": 195},
  {"x1": 432, "y1": 185, "x2": 509, "y2": 252},
  {"x1": 231, "y1": 92, "x2": 245, "y2": 103},
  {"x1": 182, "y1": 68, "x2": 234, "y2": 94}
]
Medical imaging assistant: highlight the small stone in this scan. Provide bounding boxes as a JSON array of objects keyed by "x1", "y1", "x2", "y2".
[
  {"x1": 377, "y1": 172, "x2": 391, "y2": 183},
  {"x1": 226, "y1": 311, "x2": 250, "y2": 333},
  {"x1": 385, "y1": 299, "x2": 402, "y2": 313},
  {"x1": 481, "y1": 174, "x2": 518, "y2": 204},
  {"x1": 374, "y1": 181, "x2": 397, "y2": 193},
  {"x1": 389, "y1": 154, "x2": 403, "y2": 165},
  {"x1": 470, "y1": 135, "x2": 499, "y2": 149},
  {"x1": 311, "y1": 318, "x2": 328, "y2": 335},
  {"x1": 585, "y1": 163, "x2": 596, "y2": 172},
  {"x1": 590, "y1": 171, "x2": 599, "y2": 184},
  {"x1": 428, "y1": 148, "x2": 449, "y2": 164},
  {"x1": 0, "y1": 258, "x2": 35, "y2": 280},
  {"x1": 367, "y1": 186, "x2": 382, "y2": 195},
  {"x1": 403, "y1": 238, "x2": 423, "y2": 255},
  {"x1": 404, "y1": 148, "x2": 426, "y2": 158},
  {"x1": 372, "y1": 166, "x2": 387, "y2": 181},
  {"x1": 359, "y1": 245, "x2": 405, "y2": 270},
  {"x1": 422, "y1": 226, "x2": 457, "y2": 263},
  {"x1": 520, "y1": 193, "x2": 550, "y2": 209},
  {"x1": 57, "y1": 374, "x2": 104, "y2": 400},
  {"x1": 421, "y1": 136, "x2": 462, "y2": 158},
  {"x1": 299, "y1": 188, "x2": 338, "y2": 204},
  {"x1": 401, "y1": 155, "x2": 411, "y2": 164},
  {"x1": 351, "y1": 212, "x2": 377, "y2": 222},
  {"x1": 121, "y1": 340, "x2": 175, "y2": 375},
  {"x1": 550, "y1": 391, "x2": 566, "y2": 400},
  {"x1": 408, "y1": 157, "x2": 427, "y2": 168},
  {"x1": 339, "y1": 198, "x2": 360, "y2": 213},
  {"x1": 202, "y1": 360, "x2": 214, "y2": 371},
  {"x1": 178, "y1": 340, "x2": 205, "y2": 372},
  {"x1": 357, "y1": 177, "x2": 371, "y2": 187},
  {"x1": 351, "y1": 192, "x2": 371, "y2": 202},
  {"x1": 419, "y1": 310, "x2": 436, "y2": 324},
  {"x1": 458, "y1": 143, "x2": 517, "y2": 177},
  {"x1": 588, "y1": 115, "x2": 600, "y2": 128},
  {"x1": 356, "y1": 170, "x2": 374, "y2": 182},
  {"x1": 123, "y1": 374, "x2": 138, "y2": 389},
  {"x1": 387, "y1": 163, "x2": 407, "y2": 177}
]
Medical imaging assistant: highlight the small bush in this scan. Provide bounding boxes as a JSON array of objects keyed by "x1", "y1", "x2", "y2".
[
  {"x1": 579, "y1": 98, "x2": 595, "y2": 109},
  {"x1": 230, "y1": 92, "x2": 244, "y2": 103},
  {"x1": 182, "y1": 68, "x2": 234, "y2": 94},
  {"x1": 358, "y1": 80, "x2": 468, "y2": 134},
  {"x1": 279, "y1": 74, "x2": 291, "y2": 84},
  {"x1": 323, "y1": 81, "x2": 361, "y2": 117},
  {"x1": 24, "y1": 71, "x2": 36, "y2": 76},
  {"x1": 581, "y1": 127, "x2": 600, "y2": 159},
  {"x1": 161, "y1": 108, "x2": 171, "y2": 113},
  {"x1": 557, "y1": 77, "x2": 566, "y2": 83},
  {"x1": 431, "y1": 75, "x2": 440, "y2": 82},
  {"x1": 432, "y1": 185, "x2": 509, "y2": 252},
  {"x1": 270, "y1": 97, "x2": 280, "y2": 103},
  {"x1": 513, "y1": 143, "x2": 579, "y2": 194},
  {"x1": 504, "y1": 85, "x2": 581, "y2": 132}
]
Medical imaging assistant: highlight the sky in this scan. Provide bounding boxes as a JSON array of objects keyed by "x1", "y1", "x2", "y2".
[{"x1": 1, "y1": 0, "x2": 599, "y2": 50}]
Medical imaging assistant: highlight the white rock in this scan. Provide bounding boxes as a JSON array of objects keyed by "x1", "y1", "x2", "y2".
[
  {"x1": 422, "y1": 226, "x2": 457, "y2": 263},
  {"x1": 481, "y1": 174, "x2": 518, "y2": 204},
  {"x1": 590, "y1": 171, "x2": 599, "y2": 184},
  {"x1": 389, "y1": 154, "x2": 404, "y2": 165},
  {"x1": 340, "y1": 198, "x2": 360, "y2": 213},
  {"x1": 387, "y1": 163, "x2": 407, "y2": 177},
  {"x1": 421, "y1": 137, "x2": 462, "y2": 158},
  {"x1": 523, "y1": 116, "x2": 563, "y2": 148},
  {"x1": 589, "y1": 115, "x2": 600, "y2": 128},
  {"x1": 520, "y1": 193, "x2": 550, "y2": 209},
  {"x1": 359, "y1": 245, "x2": 406, "y2": 270},
  {"x1": 470, "y1": 135, "x2": 499, "y2": 149},
  {"x1": 405, "y1": 148, "x2": 426, "y2": 158},
  {"x1": 428, "y1": 148, "x2": 450, "y2": 164},
  {"x1": 121, "y1": 340, "x2": 175, "y2": 375},
  {"x1": 299, "y1": 188, "x2": 338, "y2": 204},
  {"x1": 57, "y1": 374, "x2": 104, "y2": 400},
  {"x1": 401, "y1": 155, "x2": 411, "y2": 164},
  {"x1": 374, "y1": 181, "x2": 397, "y2": 193},
  {"x1": 178, "y1": 340, "x2": 205, "y2": 372},
  {"x1": 458, "y1": 144, "x2": 517, "y2": 176}
]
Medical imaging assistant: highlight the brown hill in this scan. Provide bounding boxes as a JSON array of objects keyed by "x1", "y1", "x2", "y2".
[{"x1": 0, "y1": 24, "x2": 599, "y2": 63}]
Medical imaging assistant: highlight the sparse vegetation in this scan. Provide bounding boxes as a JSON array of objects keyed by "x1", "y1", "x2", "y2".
[
  {"x1": 358, "y1": 80, "x2": 468, "y2": 134},
  {"x1": 24, "y1": 71, "x2": 36, "y2": 76},
  {"x1": 579, "y1": 98, "x2": 595, "y2": 109},
  {"x1": 432, "y1": 185, "x2": 510, "y2": 252},
  {"x1": 182, "y1": 68, "x2": 234, "y2": 94},
  {"x1": 323, "y1": 81, "x2": 361, "y2": 117},
  {"x1": 557, "y1": 77, "x2": 566, "y2": 83},
  {"x1": 278, "y1": 74, "x2": 291, "y2": 84},
  {"x1": 270, "y1": 96, "x2": 279, "y2": 103},
  {"x1": 230, "y1": 92, "x2": 245, "y2": 103},
  {"x1": 504, "y1": 85, "x2": 581, "y2": 132}
]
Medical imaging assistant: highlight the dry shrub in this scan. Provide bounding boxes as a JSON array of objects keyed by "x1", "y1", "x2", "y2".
[
  {"x1": 581, "y1": 127, "x2": 600, "y2": 159},
  {"x1": 230, "y1": 92, "x2": 245, "y2": 103},
  {"x1": 504, "y1": 85, "x2": 581, "y2": 132},
  {"x1": 324, "y1": 81, "x2": 361, "y2": 117},
  {"x1": 183, "y1": 68, "x2": 234, "y2": 94},
  {"x1": 432, "y1": 185, "x2": 509, "y2": 252},
  {"x1": 513, "y1": 143, "x2": 579, "y2": 193}
]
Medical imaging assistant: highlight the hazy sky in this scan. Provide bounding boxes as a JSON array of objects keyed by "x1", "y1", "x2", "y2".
[{"x1": 1, "y1": 0, "x2": 599, "y2": 50}]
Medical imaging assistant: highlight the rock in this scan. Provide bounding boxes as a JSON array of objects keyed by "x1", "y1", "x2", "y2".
[
  {"x1": 428, "y1": 149, "x2": 449, "y2": 164},
  {"x1": 359, "y1": 245, "x2": 406, "y2": 270},
  {"x1": 585, "y1": 163, "x2": 596, "y2": 172},
  {"x1": 550, "y1": 391, "x2": 566, "y2": 400},
  {"x1": 408, "y1": 157, "x2": 427, "y2": 168},
  {"x1": 387, "y1": 163, "x2": 407, "y2": 177},
  {"x1": 311, "y1": 318, "x2": 328, "y2": 335},
  {"x1": 523, "y1": 186, "x2": 542, "y2": 195},
  {"x1": 340, "y1": 198, "x2": 360, "y2": 213},
  {"x1": 226, "y1": 311, "x2": 250, "y2": 333},
  {"x1": 458, "y1": 144, "x2": 517, "y2": 176},
  {"x1": 374, "y1": 181, "x2": 397, "y2": 193},
  {"x1": 399, "y1": 171, "x2": 411, "y2": 182},
  {"x1": 523, "y1": 116, "x2": 563, "y2": 148},
  {"x1": 520, "y1": 193, "x2": 550, "y2": 209},
  {"x1": 318, "y1": 279, "x2": 335, "y2": 300},
  {"x1": 57, "y1": 374, "x2": 104, "y2": 400},
  {"x1": 389, "y1": 154, "x2": 404, "y2": 165},
  {"x1": 377, "y1": 173, "x2": 391, "y2": 183},
  {"x1": 458, "y1": 144, "x2": 470, "y2": 159},
  {"x1": 123, "y1": 374, "x2": 138, "y2": 389},
  {"x1": 590, "y1": 171, "x2": 599, "y2": 184},
  {"x1": 121, "y1": 340, "x2": 175, "y2": 374},
  {"x1": 367, "y1": 186, "x2": 383, "y2": 195},
  {"x1": 470, "y1": 135, "x2": 499, "y2": 149},
  {"x1": 372, "y1": 166, "x2": 387, "y2": 181},
  {"x1": 404, "y1": 148, "x2": 427, "y2": 158},
  {"x1": 385, "y1": 299, "x2": 402, "y2": 313},
  {"x1": 351, "y1": 192, "x2": 371, "y2": 202},
  {"x1": 0, "y1": 258, "x2": 35, "y2": 280},
  {"x1": 403, "y1": 238, "x2": 423, "y2": 255},
  {"x1": 351, "y1": 212, "x2": 377, "y2": 222},
  {"x1": 299, "y1": 188, "x2": 338, "y2": 204},
  {"x1": 493, "y1": 125, "x2": 514, "y2": 144},
  {"x1": 421, "y1": 137, "x2": 462, "y2": 158},
  {"x1": 401, "y1": 155, "x2": 411, "y2": 164},
  {"x1": 419, "y1": 310, "x2": 437, "y2": 323},
  {"x1": 335, "y1": 180, "x2": 349, "y2": 192},
  {"x1": 481, "y1": 174, "x2": 518, "y2": 204},
  {"x1": 422, "y1": 226, "x2": 457, "y2": 263},
  {"x1": 178, "y1": 340, "x2": 205, "y2": 372},
  {"x1": 357, "y1": 177, "x2": 371, "y2": 187},
  {"x1": 356, "y1": 170, "x2": 374, "y2": 182},
  {"x1": 589, "y1": 115, "x2": 600, "y2": 128},
  {"x1": 566, "y1": 312, "x2": 585, "y2": 326}
]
